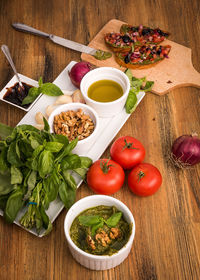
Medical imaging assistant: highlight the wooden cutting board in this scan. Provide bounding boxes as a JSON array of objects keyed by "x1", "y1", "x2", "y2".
[{"x1": 81, "y1": 19, "x2": 200, "y2": 95}]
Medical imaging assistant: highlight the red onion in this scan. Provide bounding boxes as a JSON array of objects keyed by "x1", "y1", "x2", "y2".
[
  {"x1": 68, "y1": 62, "x2": 91, "y2": 88},
  {"x1": 171, "y1": 134, "x2": 200, "y2": 167}
]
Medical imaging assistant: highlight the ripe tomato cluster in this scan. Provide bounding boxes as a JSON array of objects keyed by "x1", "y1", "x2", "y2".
[{"x1": 87, "y1": 136, "x2": 162, "y2": 196}]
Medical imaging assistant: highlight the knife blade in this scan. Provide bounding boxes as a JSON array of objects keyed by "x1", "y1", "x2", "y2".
[{"x1": 12, "y1": 23, "x2": 97, "y2": 56}]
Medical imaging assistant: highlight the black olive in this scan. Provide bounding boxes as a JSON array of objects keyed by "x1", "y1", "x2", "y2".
[
  {"x1": 156, "y1": 28, "x2": 165, "y2": 36},
  {"x1": 157, "y1": 49, "x2": 161, "y2": 55},
  {"x1": 142, "y1": 28, "x2": 151, "y2": 36},
  {"x1": 122, "y1": 35, "x2": 131, "y2": 43},
  {"x1": 124, "y1": 54, "x2": 131, "y2": 64}
]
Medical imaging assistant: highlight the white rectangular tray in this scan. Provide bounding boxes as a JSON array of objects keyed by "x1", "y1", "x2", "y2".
[{"x1": 0, "y1": 61, "x2": 145, "y2": 237}]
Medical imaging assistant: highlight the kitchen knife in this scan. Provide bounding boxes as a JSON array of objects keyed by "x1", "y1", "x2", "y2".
[{"x1": 12, "y1": 23, "x2": 111, "y2": 59}]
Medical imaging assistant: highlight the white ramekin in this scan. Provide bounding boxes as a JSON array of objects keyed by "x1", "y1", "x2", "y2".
[
  {"x1": 64, "y1": 195, "x2": 135, "y2": 270},
  {"x1": 48, "y1": 103, "x2": 99, "y2": 155},
  {"x1": 80, "y1": 67, "x2": 130, "y2": 117}
]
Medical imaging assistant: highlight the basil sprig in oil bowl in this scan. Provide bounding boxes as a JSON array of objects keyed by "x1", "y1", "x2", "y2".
[{"x1": 64, "y1": 195, "x2": 135, "y2": 270}]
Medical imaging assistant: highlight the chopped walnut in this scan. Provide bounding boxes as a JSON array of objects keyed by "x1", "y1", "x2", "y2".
[
  {"x1": 95, "y1": 230, "x2": 111, "y2": 247},
  {"x1": 53, "y1": 108, "x2": 95, "y2": 141},
  {"x1": 86, "y1": 235, "x2": 96, "y2": 250},
  {"x1": 109, "y1": 228, "x2": 121, "y2": 239}
]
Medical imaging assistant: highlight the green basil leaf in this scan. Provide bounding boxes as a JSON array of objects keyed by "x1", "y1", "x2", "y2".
[
  {"x1": 0, "y1": 122, "x2": 14, "y2": 140},
  {"x1": 45, "y1": 142, "x2": 64, "y2": 153},
  {"x1": 80, "y1": 156, "x2": 93, "y2": 168},
  {"x1": 56, "y1": 137, "x2": 78, "y2": 163},
  {"x1": 11, "y1": 166, "x2": 23, "y2": 184},
  {"x1": 105, "y1": 212, "x2": 122, "y2": 227},
  {"x1": 43, "y1": 117, "x2": 50, "y2": 132},
  {"x1": 7, "y1": 142, "x2": 23, "y2": 167},
  {"x1": 142, "y1": 81, "x2": 154, "y2": 92},
  {"x1": 40, "y1": 204, "x2": 49, "y2": 229},
  {"x1": 73, "y1": 167, "x2": 87, "y2": 178},
  {"x1": 22, "y1": 87, "x2": 40, "y2": 105},
  {"x1": 0, "y1": 173, "x2": 13, "y2": 196},
  {"x1": 4, "y1": 187, "x2": 24, "y2": 223},
  {"x1": 79, "y1": 215, "x2": 101, "y2": 226},
  {"x1": 62, "y1": 154, "x2": 81, "y2": 170},
  {"x1": 38, "y1": 77, "x2": 43, "y2": 87},
  {"x1": 38, "y1": 150, "x2": 54, "y2": 178},
  {"x1": 91, "y1": 220, "x2": 104, "y2": 236},
  {"x1": 0, "y1": 147, "x2": 9, "y2": 173},
  {"x1": 125, "y1": 90, "x2": 138, "y2": 114},
  {"x1": 59, "y1": 180, "x2": 76, "y2": 209},
  {"x1": 62, "y1": 170, "x2": 77, "y2": 190},
  {"x1": 23, "y1": 170, "x2": 37, "y2": 200},
  {"x1": 51, "y1": 134, "x2": 69, "y2": 146},
  {"x1": 40, "y1": 83, "x2": 63, "y2": 96}
]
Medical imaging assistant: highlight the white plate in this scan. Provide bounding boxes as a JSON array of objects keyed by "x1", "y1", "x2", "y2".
[
  {"x1": 0, "y1": 74, "x2": 41, "y2": 111},
  {"x1": 0, "y1": 61, "x2": 145, "y2": 237}
]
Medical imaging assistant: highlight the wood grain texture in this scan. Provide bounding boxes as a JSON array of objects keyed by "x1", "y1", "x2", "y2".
[
  {"x1": 81, "y1": 19, "x2": 200, "y2": 95},
  {"x1": 0, "y1": 0, "x2": 200, "y2": 279}
]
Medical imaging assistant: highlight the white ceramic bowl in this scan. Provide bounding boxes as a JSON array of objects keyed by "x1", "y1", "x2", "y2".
[
  {"x1": 48, "y1": 103, "x2": 99, "y2": 155},
  {"x1": 64, "y1": 195, "x2": 135, "y2": 270},
  {"x1": 0, "y1": 73, "x2": 40, "y2": 111},
  {"x1": 80, "y1": 67, "x2": 130, "y2": 117}
]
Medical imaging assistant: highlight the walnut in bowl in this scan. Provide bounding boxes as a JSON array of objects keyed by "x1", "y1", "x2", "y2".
[{"x1": 48, "y1": 103, "x2": 99, "y2": 155}]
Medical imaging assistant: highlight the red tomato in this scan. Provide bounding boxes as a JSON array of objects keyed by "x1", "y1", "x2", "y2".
[
  {"x1": 128, "y1": 163, "x2": 162, "y2": 196},
  {"x1": 110, "y1": 136, "x2": 145, "y2": 169},
  {"x1": 87, "y1": 159, "x2": 125, "y2": 195}
]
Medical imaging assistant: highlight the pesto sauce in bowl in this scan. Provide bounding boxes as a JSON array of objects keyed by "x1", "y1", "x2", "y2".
[{"x1": 70, "y1": 205, "x2": 132, "y2": 256}]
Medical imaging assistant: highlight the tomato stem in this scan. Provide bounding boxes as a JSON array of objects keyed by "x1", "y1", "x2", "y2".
[
  {"x1": 138, "y1": 171, "x2": 145, "y2": 182},
  {"x1": 123, "y1": 139, "x2": 139, "y2": 151},
  {"x1": 100, "y1": 159, "x2": 113, "y2": 174}
]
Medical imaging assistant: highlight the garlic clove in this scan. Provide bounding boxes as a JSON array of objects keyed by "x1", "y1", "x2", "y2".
[
  {"x1": 45, "y1": 105, "x2": 57, "y2": 117},
  {"x1": 54, "y1": 95, "x2": 73, "y2": 105},
  {"x1": 35, "y1": 112, "x2": 46, "y2": 124},
  {"x1": 61, "y1": 90, "x2": 74, "y2": 95},
  {"x1": 72, "y1": 89, "x2": 85, "y2": 103}
]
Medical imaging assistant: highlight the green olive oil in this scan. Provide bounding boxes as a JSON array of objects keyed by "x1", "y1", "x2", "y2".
[{"x1": 87, "y1": 80, "x2": 123, "y2": 102}]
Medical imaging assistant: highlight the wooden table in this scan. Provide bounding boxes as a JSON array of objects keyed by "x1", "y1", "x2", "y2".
[{"x1": 0, "y1": 0, "x2": 200, "y2": 279}]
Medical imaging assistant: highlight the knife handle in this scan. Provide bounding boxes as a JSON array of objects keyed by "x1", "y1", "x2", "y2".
[{"x1": 12, "y1": 23, "x2": 50, "y2": 38}]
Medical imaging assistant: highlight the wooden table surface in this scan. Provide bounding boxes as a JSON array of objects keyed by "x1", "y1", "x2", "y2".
[{"x1": 0, "y1": 0, "x2": 200, "y2": 279}]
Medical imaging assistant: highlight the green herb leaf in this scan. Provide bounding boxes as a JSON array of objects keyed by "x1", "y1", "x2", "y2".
[
  {"x1": 62, "y1": 170, "x2": 77, "y2": 190},
  {"x1": 38, "y1": 77, "x2": 43, "y2": 87},
  {"x1": 43, "y1": 117, "x2": 50, "y2": 132},
  {"x1": 79, "y1": 215, "x2": 101, "y2": 226},
  {"x1": 142, "y1": 81, "x2": 154, "y2": 92},
  {"x1": 125, "y1": 89, "x2": 137, "y2": 114},
  {"x1": 58, "y1": 180, "x2": 76, "y2": 209},
  {"x1": 0, "y1": 173, "x2": 13, "y2": 196},
  {"x1": 40, "y1": 83, "x2": 63, "y2": 96},
  {"x1": 0, "y1": 123, "x2": 14, "y2": 140},
  {"x1": 22, "y1": 87, "x2": 40, "y2": 105},
  {"x1": 45, "y1": 142, "x2": 64, "y2": 153},
  {"x1": 91, "y1": 219, "x2": 104, "y2": 235},
  {"x1": 105, "y1": 212, "x2": 122, "y2": 227},
  {"x1": 11, "y1": 166, "x2": 23, "y2": 185},
  {"x1": 4, "y1": 187, "x2": 24, "y2": 223},
  {"x1": 38, "y1": 150, "x2": 54, "y2": 178}
]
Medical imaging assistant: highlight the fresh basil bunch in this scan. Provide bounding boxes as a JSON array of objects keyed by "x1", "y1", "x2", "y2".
[
  {"x1": 22, "y1": 77, "x2": 63, "y2": 105},
  {"x1": 125, "y1": 69, "x2": 154, "y2": 114},
  {"x1": 0, "y1": 119, "x2": 92, "y2": 235}
]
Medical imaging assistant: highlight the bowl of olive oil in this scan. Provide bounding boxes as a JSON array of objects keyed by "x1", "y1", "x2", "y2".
[{"x1": 80, "y1": 67, "x2": 130, "y2": 117}]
